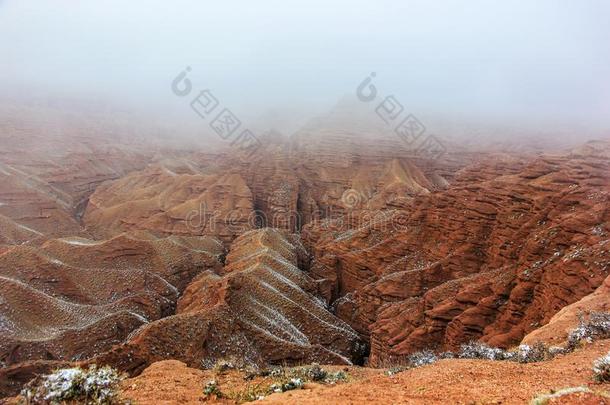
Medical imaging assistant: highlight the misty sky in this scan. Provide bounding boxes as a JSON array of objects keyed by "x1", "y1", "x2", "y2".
[{"x1": 1, "y1": 0, "x2": 609, "y2": 132}]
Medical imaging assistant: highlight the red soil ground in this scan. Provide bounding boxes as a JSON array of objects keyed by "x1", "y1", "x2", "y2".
[{"x1": 114, "y1": 340, "x2": 610, "y2": 405}]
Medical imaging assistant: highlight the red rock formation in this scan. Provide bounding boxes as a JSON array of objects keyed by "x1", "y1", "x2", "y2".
[
  {"x1": 0, "y1": 164, "x2": 85, "y2": 240},
  {"x1": 304, "y1": 146, "x2": 610, "y2": 365},
  {"x1": 84, "y1": 165, "x2": 254, "y2": 244},
  {"x1": 0, "y1": 105, "x2": 153, "y2": 241},
  {"x1": 86, "y1": 228, "x2": 363, "y2": 377},
  {"x1": 521, "y1": 274, "x2": 610, "y2": 345},
  {"x1": 0, "y1": 233, "x2": 223, "y2": 365},
  {"x1": 186, "y1": 129, "x2": 458, "y2": 234},
  {"x1": 2, "y1": 104, "x2": 609, "y2": 400},
  {"x1": 0, "y1": 214, "x2": 46, "y2": 245}
]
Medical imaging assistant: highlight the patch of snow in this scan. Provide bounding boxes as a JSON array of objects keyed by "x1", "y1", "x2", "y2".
[
  {"x1": 42, "y1": 368, "x2": 83, "y2": 401},
  {"x1": 328, "y1": 350, "x2": 353, "y2": 366},
  {"x1": 246, "y1": 294, "x2": 310, "y2": 345},
  {"x1": 16, "y1": 223, "x2": 43, "y2": 236},
  {"x1": 23, "y1": 366, "x2": 124, "y2": 404},
  {"x1": 163, "y1": 167, "x2": 177, "y2": 177},
  {"x1": 255, "y1": 268, "x2": 358, "y2": 339},
  {"x1": 58, "y1": 238, "x2": 101, "y2": 246},
  {"x1": 0, "y1": 312, "x2": 16, "y2": 334},
  {"x1": 264, "y1": 263, "x2": 303, "y2": 291},
  {"x1": 152, "y1": 273, "x2": 179, "y2": 296},
  {"x1": 593, "y1": 352, "x2": 610, "y2": 383},
  {"x1": 127, "y1": 311, "x2": 149, "y2": 323}
]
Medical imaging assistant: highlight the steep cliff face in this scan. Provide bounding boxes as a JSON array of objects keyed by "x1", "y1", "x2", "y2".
[
  {"x1": 304, "y1": 147, "x2": 610, "y2": 365},
  {"x1": 521, "y1": 274, "x2": 610, "y2": 346},
  {"x1": 178, "y1": 228, "x2": 363, "y2": 364}
]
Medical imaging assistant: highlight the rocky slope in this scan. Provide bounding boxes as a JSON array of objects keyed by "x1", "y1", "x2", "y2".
[
  {"x1": 5, "y1": 340, "x2": 610, "y2": 404},
  {"x1": 183, "y1": 129, "x2": 457, "y2": 235},
  {"x1": 0, "y1": 107, "x2": 152, "y2": 243},
  {"x1": 0, "y1": 104, "x2": 155, "y2": 241},
  {"x1": 522, "y1": 274, "x2": 610, "y2": 346},
  {"x1": 0, "y1": 233, "x2": 223, "y2": 366},
  {"x1": 304, "y1": 145, "x2": 610, "y2": 365},
  {"x1": 84, "y1": 164, "x2": 254, "y2": 244},
  {"x1": 258, "y1": 340, "x2": 610, "y2": 405},
  {"x1": 86, "y1": 228, "x2": 363, "y2": 375}
]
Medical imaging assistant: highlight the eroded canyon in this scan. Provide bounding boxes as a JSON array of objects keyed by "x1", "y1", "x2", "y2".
[{"x1": 0, "y1": 110, "x2": 609, "y2": 402}]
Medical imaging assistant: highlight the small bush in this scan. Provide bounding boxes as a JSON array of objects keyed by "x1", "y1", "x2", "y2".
[
  {"x1": 384, "y1": 350, "x2": 439, "y2": 375},
  {"x1": 203, "y1": 380, "x2": 223, "y2": 398},
  {"x1": 268, "y1": 367, "x2": 284, "y2": 378},
  {"x1": 324, "y1": 370, "x2": 348, "y2": 384},
  {"x1": 269, "y1": 378, "x2": 304, "y2": 393},
  {"x1": 515, "y1": 343, "x2": 552, "y2": 363},
  {"x1": 304, "y1": 363, "x2": 327, "y2": 381},
  {"x1": 385, "y1": 366, "x2": 408, "y2": 376},
  {"x1": 530, "y1": 387, "x2": 593, "y2": 405},
  {"x1": 567, "y1": 312, "x2": 610, "y2": 349},
  {"x1": 213, "y1": 359, "x2": 237, "y2": 374},
  {"x1": 21, "y1": 365, "x2": 124, "y2": 405},
  {"x1": 408, "y1": 350, "x2": 438, "y2": 367},
  {"x1": 227, "y1": 381, "x2": 268, "y2": 402},
  {"x1": 260, "y1": 364, "x2": 349, "y2": 386},
  {"x1": 294, "y1": 364, "x2": 348, "y2": 384},
  {"x1": 384, "y1": 340, "x2": 563, "y2": 376},
  {"x1": 548, "y1": 346, "x2": 567, "y2": 356},
  {"x1": 592, "y1": 352, "x2": 610, "y2": 383},
  {"x1": 232, "y1": 364, "x2": 348, "y2": 402},
  {"x1": 458, "y1": 341, "x2": 510, "y2": 361},
  {"x1": 438, "y1": 351, "x2": 456, "y2": 359}
]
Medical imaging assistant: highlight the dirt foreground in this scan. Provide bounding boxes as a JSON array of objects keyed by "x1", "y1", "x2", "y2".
[{"x1": 117, "y1": 340, "x2": 610, "y2": 405}]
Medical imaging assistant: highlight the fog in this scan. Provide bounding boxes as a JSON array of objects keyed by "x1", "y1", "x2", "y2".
[{"x1": 1, "y1": 0, "x2": 609, "y2": 137}]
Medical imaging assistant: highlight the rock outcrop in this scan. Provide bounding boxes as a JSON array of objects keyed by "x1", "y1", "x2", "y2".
[
  {"x1": 521, "y1": 274, "x2": 610, "y2": 345},
  {"x1": 185, "y1": 129, "x2": 456, "y2": 235},
  {"x1": 304, "y1": 149, "x2": 610, "y2": 365}
]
